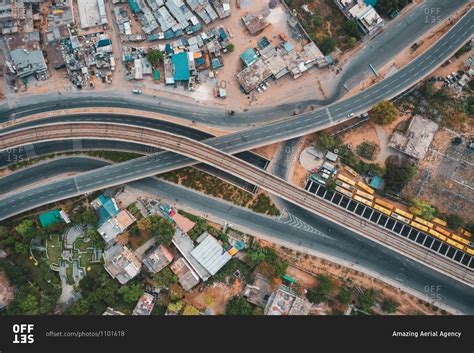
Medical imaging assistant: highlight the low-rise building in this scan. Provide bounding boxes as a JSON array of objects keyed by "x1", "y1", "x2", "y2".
[
  {"x1": 132, "y1": 293, "x2": 155, "y2": 315},
  {"x1": 190, "y1": 232, "x2": 231, "y2": 276},
  {"x1": 103, "y1": 243, "x2": 141, "y2": 284},
  {"x1": 389, "y1": 115, "x2": 439, "y2": 160},
  {"x1": 348, "y1": 0, "x2": 383, "y2": 34},
  {"x1": 103, "y1": 307, "x2": 125, "y2": 315},
  {"x1": 264, "y1": 286, "x2": 312, "y2": 315},
  {"x1": 143, "y1": 244, "x2": 175, "y2": 273},
  {"x1": 170, "y1": 257, "x2": 200, "y2": 291},
  {"x1": 242, "y1": 12, "x2": 269, "y2": 36},
  {"x1": 243, "y1": 274, "x2": 272, "y2": 307},
  {"x1": 98, "y1": 209, "x2": 136, "y2": 243},
  {"x1": 10, "y1": 48, "x2": 47, "y2": 78}
]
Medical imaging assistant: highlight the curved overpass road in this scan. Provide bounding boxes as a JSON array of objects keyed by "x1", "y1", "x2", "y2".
[
  {"x1": 1, "y1": 7, "x2": 472, "y2": 129},
  {"x1": 2, "y1": 122, "x2": 472, "y2": 284},
  {"x1": 2, "y1": 148, "x2": 474, "y2": 314}
]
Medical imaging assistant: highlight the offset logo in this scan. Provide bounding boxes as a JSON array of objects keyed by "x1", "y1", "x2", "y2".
[{"x1": 12, "y1": 324, "x2": 34, "y2": 344}]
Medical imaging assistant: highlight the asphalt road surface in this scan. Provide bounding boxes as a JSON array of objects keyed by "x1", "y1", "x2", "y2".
[
  {"x1": 0, "y1": 2, "x2": 470, "y2": 128},
  {"x1": 2, "y1": 157, "x2": 473, "y2": 314}
]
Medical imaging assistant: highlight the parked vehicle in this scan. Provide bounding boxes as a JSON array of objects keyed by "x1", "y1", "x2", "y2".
[{"x1": 132, "y1": 88, "x2": 142, "y2": 94}]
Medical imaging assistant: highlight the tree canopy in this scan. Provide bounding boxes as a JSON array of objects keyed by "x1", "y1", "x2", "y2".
[
  {"x1": 369, "y1": 100, "x2": 398, "y2": 125},
  {"x1": 146, "y1": 49, "x2": 164, "y2": 66},
  {"x1": 225, "y1": 297, "x2": 253, "y2": 315},
  {"x1": 149, "y1": 216, "x2": 175, "y2": 245},
  {"x1": 383, "y1": 156, "x2": 416, "y2": 195},
  {"x1": 119, "y1": 283, "x2": 144, "y2": 303}
]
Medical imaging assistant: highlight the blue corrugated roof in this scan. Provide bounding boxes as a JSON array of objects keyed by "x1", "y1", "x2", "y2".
[
  {"x1": 171, "y1": 52, "x2": 190, "y2": 81},
  {"x1": 128, "y1": 0, "x2": 140, "y2": 14},
  {"x1": 370, "y1": 176, "x2": 382, "y2": 189},
  {"x1": 240, "y1": 48, "x2": 257, "y2": 66}
]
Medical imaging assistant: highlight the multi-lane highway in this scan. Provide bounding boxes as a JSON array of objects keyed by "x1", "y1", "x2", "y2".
[
  {"x1": 3, "y1": 156, "x2": 473, "y2": 313},
  {"x1": 1, "y1": 7, "x2": 472, "y2": 134},
  {"x1": 2, "y1": 122, "x2": 472, "y2": 286}
]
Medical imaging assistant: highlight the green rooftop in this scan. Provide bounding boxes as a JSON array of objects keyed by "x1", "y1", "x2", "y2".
[{"x1": 39, "y1": 209, "x2": 62, "y2": 228}]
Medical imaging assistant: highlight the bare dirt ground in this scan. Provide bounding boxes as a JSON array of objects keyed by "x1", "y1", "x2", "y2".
[
  {"x1": 291, "y1": 135, "x2": 313, "y2": 187},
  {"x1": 251, "y1": 141, "x2": 281, "y2": 160},
  {"x1": 403, "y1": 129, "x2": 474, "y2": 223},
  {"x1": 259, "y1": 240, "x2": 444, "y2": 315},
  {"x1": 184, "y1": 280, "x2": 243, "y2": 315},
  {"x1": 0, "y1": 271, "x2": 14, "y2": 309}
]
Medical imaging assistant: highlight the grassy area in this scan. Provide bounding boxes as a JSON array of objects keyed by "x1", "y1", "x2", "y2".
[
  {"x1": 160, "y1": 167, "x2": 280, "y2": 216},
  {"x1": 284, "y1": 0, "x2": 360, "y2": 53}
]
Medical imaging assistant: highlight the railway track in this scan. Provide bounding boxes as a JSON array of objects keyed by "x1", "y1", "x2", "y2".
[{"x1": 1, "y1": 122, "x2": 472, "y2": 286}]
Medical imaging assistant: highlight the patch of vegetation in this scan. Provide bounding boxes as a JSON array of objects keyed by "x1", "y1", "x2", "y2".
[
  {"x1": 225, "y1": 296, "x2": 253, "y2": 315},
  {"x1": 148, "y1": 216, "x2": 175, "y2": 246},
  {"x1": 285, "y1": 0, "x2": 360, "y2": 53},
  {"x1": 314, "y1": 133, "x2": 384, "y2": 176},
  {"x1": 356, "y1": 142, "x2": 377, "y2": 161},
  {"x1": 151, "y1": 267, "x2": 177, "y2": 288},
  {"x1": 84, "y1": 151, "x2": 143, "y2": 163},
  {"x1": 306, "y1": 274, "x2": 334, "y2": 303},
  {"x1": 177, "y1": 210, "x2": 222, "y2": 241},
  {"x1": 246, "y1": 245, "x2": 289, "y2": 281},
  {"x1": 357, "y1": 288, "x2": 378, "y2": 313},
  {"x1": 383, "y1": 156, "x2": 416, "y2": 195},
  {"x1": 369, "y1": 100, "x2": 398, "y2": 126},
  {"x1": 146, "y1": 49, "x2": 164, "y2": 66},
  {"x1": 249, "y1": 194, "x2": 280, "y2": 216},
  {"x1": 208, "y1": 258, "x2": 253, "y2": 285},
  {"x1": 409, "y1": 199, "x2": 437, "y2": 220},
  {"x1": 337, "y1": 286, "x2": 352, "y2": 305},
  {"x1": 376, "y1": 0, "x2": 411, "y2": 16},
  {"x1": 381, "y1": 298, "x2": 400, "y2": 313},
  {"x1": 446, "y1": 214, "x2": 464, "y2": 230},
  {"x1": 160, "y1": 167, "x2": 280, "y2": 215}
]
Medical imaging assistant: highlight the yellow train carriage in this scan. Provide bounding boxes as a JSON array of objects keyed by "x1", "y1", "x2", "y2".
[
  {"x1": 459, "y1": 228, "x2": 472, "y2": 238},
  {"x1": 434, "y1": 226, "x2": 451, "y2": 237},
  {"x1": 373, "y1": 204, "x2": 392, "y2": 216},
  {"x1": 432, "y1": 218, "x2": 447, "y2": 227},
  {"x1": 374, "y1": 198, "x2": 394, "y2": 210},
  {"x1": 344, "y1": 166, "x2": 359, "y2": 177},
  {"x1": 414, "y1": 217, "x2": 434, "y2": 229},
  {"x1": 446, "y1": 238, "x2": 465, "y2": 251},
  {"x1": 356, "y1": 181, "x2": 374, "y2": 195},
  {"x1": 394, "y1": 208, "x2": 413, "y2": 220},
  {"x1": 428, "y1": 229, "x2": 447, "y2": 242},
  {"x1": 335, "y1": 180, "x2": 354, "y2": 191},
  {"x1": 450, "y1": 234, "x2": 470, "y2": 246},
  {"x1": 465, "y1": 247, "x2": 474, "y2": 256},
  {"x1": 353, "y1": 195, "x2": 373, "y2": 207},
  {"x1": 410, "y1": 221, "x2": 429, "y2": 232},
  {"x1": 355, "y1": 189, "x2": 374, "y2": 201},
  {"x1": 336, "y1": 174, "x2": 356, "y2": 186},
  {"x1": 335, "y1": 186, "x2": 354, "y2": 198},
  {"x1": 391, "y1": 213, "x2": 411, "y2": 224}
]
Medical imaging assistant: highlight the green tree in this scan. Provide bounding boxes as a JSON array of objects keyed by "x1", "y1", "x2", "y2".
[
  {"x1": 168, "y1": 283, "x2": 183, "y2": 301},
  {"x1": 337, "y1": 287, "x2": 352, "y2": 305},
  {"x1": 369, "y1": 100, "x2": 398, "y2": 125},
  {"x1": 182, "y1": 304, "x2": 200, "y2": 315},
  {"x1": 225, "y1": 43, "x2": 235, "y2": 52},
  {"x1": 0, "y1": 225, "x2": 10, "y2": 239},
  {"x1": 149, "y1": 216, "x2": 175, "y2": 245},
  {"x1": 383, "y1": 156, "x2": 416, "y2": 195},
  {"x1": 167, "y1": 300, "x2": 183, "y2": 313},
  {"x1": 312, "y1": 15, "x2": 323, "y2": 27},
  {"x1": 67, "y1": 298, "x2": 91, "y2": 315},
  {"x1": 381, "y1": 298, "x2": 399, "y2": 313},
  {"x1": 225, "y1": 297, "x2": 253, "y2": 315},
  {"x1": 146, "y1": 49, "x2": 164, "y2": 66},
  {"x1": 18, "y1": 293, "x2": 40, "y2": 314},
  {"x1": 409, "y1": 199, "x2": 437, "y2": 220},
  {"x1": 15, "y1": 219, "x2": 38, "y2": 239},
  {"x1": 343, "y1": 20, "x2": 359, "y2": 38},
  {"x1": 306, "y1": 275, "x2": 334, "y2": 303},
  {"x1": 153, "y1": 267, "x2": 177, "y2": 288},
  {"x1": 358, "y1": 288, "x2": 378, "y2": 313},
  {"x1": 80, "y1": 208, "x2": 99, "y2": 226},
  {"x1": 119, "y1": 283, "x2": 144, "y2": 303},
  {"x1": 446, "y1": 214, "x2": 464, "y2": 230},
  {"x1": 318, "y1": 36, "x2": 336, "y2": 55}
]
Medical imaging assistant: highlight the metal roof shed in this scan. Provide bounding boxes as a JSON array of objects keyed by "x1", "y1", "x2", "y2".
[{"x1": 190, "y1": 233, "x2": 231, "y2": 275}]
